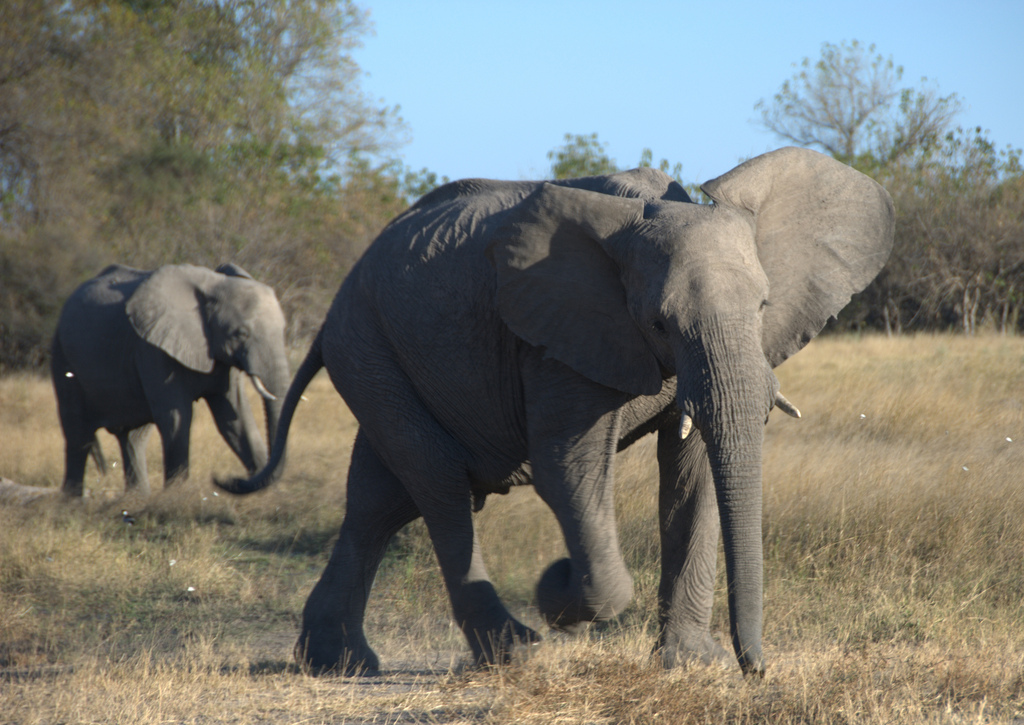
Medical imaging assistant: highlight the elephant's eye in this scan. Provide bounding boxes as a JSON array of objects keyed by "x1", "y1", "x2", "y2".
[{"x1": 651, "y1": 320, "x2": 667, "y2": 334}]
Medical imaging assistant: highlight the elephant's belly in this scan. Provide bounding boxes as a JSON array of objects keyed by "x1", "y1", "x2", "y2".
[
  {"x1": 468, "y1": 459, "x2": 532, "y2": 496},
  {"x1": 467, "y1": 459, "x2": 532, "y2": 512},
  {"x1": 80, "y1": 379, "x2": 154, "y2": 433},
  {"x1": 95, "y1": 407, "x2": 154, "y2": 435}
]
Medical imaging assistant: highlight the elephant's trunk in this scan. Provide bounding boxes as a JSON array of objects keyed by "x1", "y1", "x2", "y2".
[
  {"x1": 703, "y1": 421, "x2": 765, "y2": 675},
  {"x1": 217, "y1": 334, "x2": 323, "y2": 495},
  {"x1": 676, "y1": 319, "x2": 774, "y2": 676},
  {"x1": 248, "y1": 352, "x2": 290, "y2": 471},
  {"x1": 260, "y1": 387, "x2": 284, "y2": 469}
]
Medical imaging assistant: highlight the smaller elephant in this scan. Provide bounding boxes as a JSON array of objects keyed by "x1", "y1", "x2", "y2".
[{"x1": 52, "y1": 263, "x2": 290, "y2": 497}]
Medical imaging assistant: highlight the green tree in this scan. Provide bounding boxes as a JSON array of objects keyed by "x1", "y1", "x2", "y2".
[
  {"x1": 876, "y1": 127, "x2": 1024, "y2": 335},
  {"x1": 547, "y1": 133, "x2": 701, "y2": 198},
  {"x1": 0, "y1": 0, "x2": 404, "y2": 227},
  {"x1": 755, "y1": 40, "x2": 961, "y2": 170},
  {"x1": 757, "y1": 40, "x2": 1024, "y2": 336},
  {"x1": 0, "y1": 0, "x2": 418, "y2": 369},
  {"x1": 548, "y1": 133, "x2": 619, "y2": 179}
]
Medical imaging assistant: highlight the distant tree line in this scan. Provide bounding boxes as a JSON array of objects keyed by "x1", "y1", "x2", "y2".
[
  {"x1": 0, "y1": 0, "x2": 437, "y2": 370},
  {"x1": 549, "y1": 42, "x2": 1024, "y2": 337},
  {"x1": 757, "y1": 41, "x2": 1023, "y2": 335},
  {"x1": 1, "y1": 22, "x2": 1020, "y2": 372}
]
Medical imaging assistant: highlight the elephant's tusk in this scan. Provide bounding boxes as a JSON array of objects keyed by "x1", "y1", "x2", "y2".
[
  {"x1": 679, "y1": 414, "x2": 693, "y2": 440},
  {"x1": 775, "y1": 391, "x2": 801, "y2": 419},
  {"x1": 250, "y1": 375, "x2": 278, "y2": 401}
]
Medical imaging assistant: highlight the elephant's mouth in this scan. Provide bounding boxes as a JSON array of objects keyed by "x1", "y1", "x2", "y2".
[{"x1": 677, "y1": 390, "x2": 800, "y2": 440}]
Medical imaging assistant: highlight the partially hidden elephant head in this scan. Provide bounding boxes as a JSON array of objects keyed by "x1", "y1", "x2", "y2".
[
  {"x1": 125, "y1": 263, "x2": 291, "y2": 449},
  {"x1": 489, "y1": 147, "x2": 894, "y2": 673}
]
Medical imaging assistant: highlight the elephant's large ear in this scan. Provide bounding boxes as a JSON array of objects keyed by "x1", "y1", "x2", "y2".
[
  {"x1": 487, "y1": 183, "x2": 661, "y2": 396},
  {"x1": 702, "y1": 147, "x2": 895, "y2": 367},
  {"x1": 126, "y1": 265, "x2": 216, "y2": 373}
]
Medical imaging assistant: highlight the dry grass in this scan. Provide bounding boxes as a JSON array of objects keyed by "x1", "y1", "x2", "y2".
[{"x1": 2, "y1": 334, "x2": 1024, "y2": 723}]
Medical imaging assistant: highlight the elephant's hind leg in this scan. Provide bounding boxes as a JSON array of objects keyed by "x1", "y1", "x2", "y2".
[
  {"x1": 60, "y1": 438, "x2": 91, "y2": 498},
  {"x1": 53, "y1": 339, "x2": 94, "y2": 497},
  {"x1": 297, "y1": 430, "x2": 420, "y2": 676},
  {"x1": 358, "y1": 411, "x2": 540, "y2": 668},
  {"x1": 323, "y1": 330, "x2": 538, "y2": 668}
]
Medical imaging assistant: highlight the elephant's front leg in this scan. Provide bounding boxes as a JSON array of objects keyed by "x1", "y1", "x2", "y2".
[
  {"x1": 116, "y1": 425, "x2": 153, "y2": 495},
  {"x1": 139, "y1": 351, "x2": 194, "y2": 485},
  {"x1": 152, "y1": 404, "x2": 193, "y2": 484},
  {"x1": 654, "y1": 422, "x2": 737, "y2": 668},
  {"x1": 524, "y1": 356, "x2": 634, "y2": 629}
]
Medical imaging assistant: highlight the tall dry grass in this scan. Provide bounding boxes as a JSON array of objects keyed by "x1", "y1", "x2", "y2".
[{"x1": 1, "y1": 334, "x2": 1023, "y2": 723}]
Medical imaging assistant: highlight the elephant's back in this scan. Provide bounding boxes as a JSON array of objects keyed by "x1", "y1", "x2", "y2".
[
  {"x1": 325, "y1": 186, "x2": 533, "y2": 473},
  {"x1": 61, "y1": 266, "x2": 147, "y2": 319},
  {"x1": 56, "y1": 267, "x2": 147, "y2": 399}
]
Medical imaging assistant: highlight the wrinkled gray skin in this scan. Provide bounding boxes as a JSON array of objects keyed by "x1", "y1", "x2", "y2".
[
  {"x1": 53, "y1": 263, "x2": 290, "y2": 497},
  {"x1": 219, "y1": 148, "x2": 894, "y2": 676}
]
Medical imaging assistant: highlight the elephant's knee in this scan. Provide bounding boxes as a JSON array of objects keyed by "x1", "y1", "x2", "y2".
[{"x1": 536, "y1": 557, "x2": 633, "y2": 629}]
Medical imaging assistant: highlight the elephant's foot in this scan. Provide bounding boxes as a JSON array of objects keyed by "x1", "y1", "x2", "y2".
[
  {"x1": 61, "y1": 478, "x2": 84, "y2": 498},
  {"x1": 536, "y1": 557, "x2": 633, "y2": 630},
  {"x1": 466, "y1": 617, "x2": 541, "y2": 667},
  {"x1": 294, "y1": 629, "x2": 380, "y2": 677},
  {"x1": 656, "y1": 630, "x2": 737, "y2": 670}
]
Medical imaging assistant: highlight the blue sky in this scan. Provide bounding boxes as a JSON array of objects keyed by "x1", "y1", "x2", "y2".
[{"x1": 353, "y1": 0, "x2": 1024, "y2": 186}]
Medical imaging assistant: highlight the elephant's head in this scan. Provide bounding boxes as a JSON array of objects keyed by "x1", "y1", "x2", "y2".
[
  {"x1": 489, "y1": 147, "x2": 894, "y2": 674},
  {"x1": 125, "y1": 263, "x2": 290, "y2": 461}
]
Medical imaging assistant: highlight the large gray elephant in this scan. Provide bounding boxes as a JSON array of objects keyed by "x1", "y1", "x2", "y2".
[
  {"x1": 53, "y1": 263, "x2": 290, "y2": 497},
  {"x1": 218, "y1": 147, "x2": 894, "y2": 676}
]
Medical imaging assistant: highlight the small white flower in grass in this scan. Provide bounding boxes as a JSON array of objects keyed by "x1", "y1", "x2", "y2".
[
  {"x1": 212, "y1": 491, "x2": 218, "y2": 497},
  {"x1": 1006, "y1": 437, "x2": 1013, "y2": 442},
  {"x1": 962, "y1": 466, "x2": 969, "y2": 472},
  {"x1": 169, "y1": 559, "x2": 176, "y2": 567},
  {"x1": 859, "y1": 413, "x2": 866, "y2": 419},
  {"x1": 202, "y1": 497, "x2": 208, "y2": 501},
  {"x1": 64, "y1": 372, "x2": 74, "y2": 378},
  {"x1": 187, "y1": 586, "x2": 195, "y2": 592}
]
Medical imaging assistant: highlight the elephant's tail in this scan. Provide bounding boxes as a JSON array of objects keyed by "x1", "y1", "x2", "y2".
[{"x1": 214, "y1": 332, "x2": 324, "y2": 495}]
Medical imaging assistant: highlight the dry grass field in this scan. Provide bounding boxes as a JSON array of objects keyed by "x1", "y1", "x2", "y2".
[{"x1": 2, "y1": 335, "x2": 1024, "y2": 724}]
